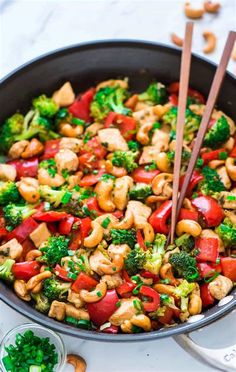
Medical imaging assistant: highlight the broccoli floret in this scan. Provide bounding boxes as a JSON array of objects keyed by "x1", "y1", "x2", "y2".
[
  {"x1": 31, "y1": 292, "x2": 50, "y2": 313},
  {"x1": 175, "y1": 233, "x2": 195, "y2": 253},
  {"x1": 90, "y1": 86, "x2": 131, "y2": 122},
  {"x1": 112, "y1": 151, "x2": 138, "y2": 172},
  {"x1": 0, "y1": 259, "x2": 15, "y2": 282},
  {"x1": 110, "y1": 228, "x2": 137, "y2": 249},
  {"x1": 128, "y1": 140, "x2": 141, "y2": 152},
  {"x1": 124, "y1": 244, "x2": 147, "y2": 276},
  {"x1": 215, "y1": 220, "x2": 236, "y2": 248},
  {"x1": 61, "y1": 199, "x2": 85, "y2": 217},
  {"x1": 143, "y1": 233, "x2": 166, "y2": 275},
  {"x1": 42, "y1": 277, "x2": 71, "y2": 301},
  {"x1": 199, "y1": 166, "x2": 225, "y2": 196},
  {"x1": 129, "y1": 184, "x2": 152, "y2": 201},
  {"x1": 139, "y1": 82, "x2": 168, "y2": 105},
  {"x1": 39, "y1": 159, "x2": 57, "y2": 178},
  {"x1": 204, "y1": 116, "x2": 230, "y2": 149},
  {"x1": 0, "y1": 181, "x2": 20, "y2": 205},
  {"x1": 32, "y1": 94, "x2": 59, "y2": 118},
  {"x1": 162, "y1": 107, "x2": 201, "y2": 139},
  {"x1": 169, "y1": 251, "x2": 199, "y2": 282},
  {"x1": 0, "y1": 113, "x2": 24, "y2": 152},
  {"x1": 39, "y1": 236, "x2": 69, "y2": 266},
  {"x1": 3, "y1": 203, "x2": 36, "y2": 230},
  {"x1": 174, "y1": 279, "x2": 195, "y2": 298},
  {"x1": 39, "y1": 185, "x2": 68, "y2": 208}
]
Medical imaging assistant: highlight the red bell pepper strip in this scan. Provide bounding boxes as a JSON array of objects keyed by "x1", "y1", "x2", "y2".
[
  {"x1": 200, "y1": 283, "x2": 215, "y2": 307},
  {"x1": 69, "y1": 217, "x2": 92, "y2": 250},
  {"x1": 40, "y1": 139, "x2": 61, "y2": 160},
  {"x1": 71, "y1": 272, "x2": 98, "y2": 293},
  {"x1": 149, "y1": 200, "x2": 172, "y2": 234},
  {"x1": 201, "y1": 148, "x2": 226, "y2": 164},
  {"x1": 104, "y1": 113, "x2": 137, "y2": 141},
  {"x1": 83, "y1": 137, "x2": 107, "y2": 160},
  {"x1": 54, "y1": 264, "x2": 73, "y2": 282},
  {"x1": 8, "y1": 158, "x2": 38, "y2": 179},
  {"x1": 12, "y1": 261, "x2": 41, "y2": 281},
  {"x1": 68, "y1": 88, "x2": 95, "y2": 123},
  {"x1": 132, "y1": 166, "x2": 160, "y2": 184},
  {"x1": 79, "y1": 169, "x2": 106, "y2": 187},
  {"x1": 87, "y1": 289, "x2": 119, "y2": 326},
  {"x1": 122, "y1": 270, "x2": 133, "y2": 283},
  {"x1": 221, "y1": 257, "x2": 236, "y2": 281},
  {"x1": 192, "y1": 196, "x2": 224, "y2": 227},
  {"x1": 140, "y1": 270, "x2": 159, "y2": 283},
  {"x1": 7, "y1": 217, "x2": 39, "y2": 243},
  {"x1": 168, "y1": 82, "x2": 205, "y2": 104},
  {"x1": 85, "y1": 197, "x2": 103, "y2": 216},
  {"x1": 69, "y1": 229, "x2": 81, "y2": 251},
  {"x1": 195, "y1": 238, "x2": 219, "y2": 263},
  {"x1": 168, "y1": 94, "x2": 178, "y2": 106},
  {"x1": 101, "y1": 325, "x2": 119, "y2": 334},
  {"x1": 158, "y1": 307, "x2": 175, "y2": 325},
  {"x1": 229, "y1": 145, "x2": 236, "y2": 158},
  {"x1": 33, "y1": 211, "x2": 68, "y2": 222},
  {"x1": 58, "y1": 216, "x2": 75, "y2": 235},
  {"x1": 140, "y1": 285, "x2": 160, "y2": 312},
  {"x1": 197, "y1": 262, "x2": 221, "y2": 279},
  {"x1": 178, "y1": 208, "x2": 198, "y2": 222},
  {"x1": 0, "y1": 227, "x2": 8, "y2": 239},
  {"x1": 116, "y1": 282, "x2": 136, "y2": 298},
  {"x1": 136, "y1": 230, "x2": 146, "y2": 250},
  {"x1": 179, "y1": 170, "x2": 204, "y2": 196}
]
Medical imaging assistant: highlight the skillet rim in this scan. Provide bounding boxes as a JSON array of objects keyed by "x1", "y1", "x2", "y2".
[{"x1": 0, "y1": 39, "x2": 235, "y2": 342}]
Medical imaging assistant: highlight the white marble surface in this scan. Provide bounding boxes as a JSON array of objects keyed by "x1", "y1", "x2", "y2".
[{"x1": 0, "y1": 0, "x2": 236, "y2": 371}]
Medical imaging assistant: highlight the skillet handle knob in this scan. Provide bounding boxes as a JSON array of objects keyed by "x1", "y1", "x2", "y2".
[{"x1": 174, "y1": 333, "x2": 236, "y2": 371}]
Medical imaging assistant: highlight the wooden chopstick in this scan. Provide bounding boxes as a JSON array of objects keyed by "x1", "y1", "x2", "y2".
[
  {"x1": 175, "y1": 31, "x2": 236, "y2": 220},
  {"x1": 170, "y1": 22, "x2": 194, "y2": 244}
]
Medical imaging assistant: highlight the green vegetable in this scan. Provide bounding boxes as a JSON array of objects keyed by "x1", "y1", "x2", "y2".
[
  {"x1": 65, "y1": 316, "x2": 92, "y2": 329},
  {"x1": 90, "y1": 86, "x2": 130, "y2": 121},
  {"x1": 0, "y1": 113, "x2": 24, "y2": 152},
  {"x1": 143, "y1": 233, "x2": 166, "y2": 275},
  {"x1": 39, "y1": 185, "x2": 68, "y2": 208},
  {"x1": 215, "y1": 219, "x2": 236, "y2": 248},
  {"x1": 174, "y1": 279, "x2": 195, "y2": 298},
  {"x1": 138, "y1": 82, "x2": 168, "y2": 105},
  {"x1": 110, "y1": 228, "x2": 137, "y2": 248},
  {"x1": 167, "y1": 149, "x2": 191, "y2": 165},
  {"x1": 32, "y1": 94, "x2": 59, "y2": 118},
  {"x1": 169, "y1": 251, "x2": 199, "y2": 282},
  {"x1": 3, "y1": 203, "x2": 36, "y2": 230},
  {"x1": 42, "y1": 277, "x2": 71, "y2": 301},
  {"x1": 128, "y1": 140, "x2": 141, "y2": 152},
  {"x1": 204, "y1": 116, "x2": 230, "y2": 148},
  {"x1": 175, "y1": 233, "x2": 195, "y2": 252},
  {"x1": 2, "y1": 330, "x2": 58, "y2": 372},
  {"x1": 39, "y1": 159, "x2": 57, "y2": 178},
  {"x1": 129, "y1": 183, "x2": 152, "y2": 201},
  {"x1": 31, "y1": 292, "x2": 50, "y2": 313},
  {"x1": 200, "y1": 166, "x2": 225, "y2": 196},
  {"x1": 0, "y1": 259, "x2": 15, "y2": 282},
  {"x1": 124, "y1": 244, "x2": 147, "y2": 276},
  {"x1": 162, "y1": 107, "x2": 201, "y2": 139},
  {"x1": 39, "y1": 236, "x2": 69, "y2": 266},
  {"x1": 101, "y1": 217, "x2": 111, "y2": 228},
  {"x1": 112, "y1": 150, "x2": 138, "y2": 172},
  {"x1": 0, "y1": 181, "x2": 20, "y2": 205}
]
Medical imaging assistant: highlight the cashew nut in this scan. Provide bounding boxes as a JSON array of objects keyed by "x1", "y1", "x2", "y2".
[
  {"x1": 8, "y1": 140, "x2": 29, "y2": 159},
  {"x1": 85, "y1": 122, "x2": 103, "y2": 137},
  {"x1": 136, "y1": 122, "x2": 153, "y2": 145},
  {"x1": 152, "y1": 173, "x2": 173, "y2": 199},
  {"x1": 21, "y1": 138, "x2": 44, "y2": 159},
  {"x1": 80, "y1": 282, "x2": 107, "y2": 303},
  {"x1": 226, "y1": 157, "x2": 236, "y2": 181},
  {"x1": 159, "y1": 263, "x2": 179, "y2": 286},
  {"x1": 105, "y1": 159, "x2": 127, "y2": 177},
  {"x1": 121, "y1": 320, "x2": 133, "y2": 333},
  {"x1": 142, "y1": 223, "x2": 155, "y2": 244},
  {"x1": 96, "y1": 79, "x2": 128, "y2": 91},
  {"x1": 208, "y1": 160, "x2": 225, "y2": 169},
  {"x1": 185, "y1": 2, "x2": 205, "y2": 19},
  {"x1": 125, "y1": 94, "x2": 138, "y2": 110},
  {"x1": 59, "y1": 123, "x2": 84, "y2": 137},
  {"x1": 171, "y1": 33, "x2": 183, "y2": 47},
  {"x1": 67, "y1": 354, "x2": 87, "y2": 372},
  {"x1": 153, "y1": 283, "x2": 175, "y2": 296},
  {"x1": 101, "y1": 273, "x2": 123, "y2": 289},
  {"x1": 38, "y1": 168, "x2": 65, "y2": 187},
  {"x1": 204, "y1": 1, "x2": 221, "y2": 13},
  {"x1": 176, "y1": 219, "x2": 202, "y2": 237},
  {"x1": 203, "y1": 31, "x2": 217, "y2": 54},
  {"x1": 112, "y1": 209, "x2": 134, "y2": 230},
  {"x1": 52, "y1": 82, "x2": 75, "y2": 107},
  {"x1": 17, "y1": 177, "x2": 40, "y2": 203},
  {"x1": 113, "y1": 176, "x2": 133, "y2": 210},
  {"x1": 99, "y1": 254, "x2": 124, "y2": 275},
  {"x1": 0, "y1": 164, "x2": 17, "y2": 181},
  {"x1": 95, "y1": 178, "x2": 116, "y2": 212},
  {"x1": 26, "y1": 271, "x2": 52, "y2": 292},
  {"x1": 189, "y1": 292, "x2": 202, "y2": 316},
  {"x1": 14, "y1": 280, "x2": 31, "y2": 301},
  {"x1": 156, "y1": 152, "x2": 171, "y2": 172},
  {"x1": 131, "y1": 314, "x2": 152, "y2": 331},
  {"x1": 83, "y1": 221, "x2": 103, "y2": 248},
  {"x1": 217, "y1": 166, "x2": 231, "y2": 189},
  {"x1": 223, "y1": 137, "x2": 235, "y2": 152},
  {"x1": 25, "y1": 250, "x2": 42, "y2": 261}
]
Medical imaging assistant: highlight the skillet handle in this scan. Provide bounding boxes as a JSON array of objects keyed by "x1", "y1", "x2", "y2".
[{"x1": 174, "y1": 333, "x2": 236, "y2": 371}]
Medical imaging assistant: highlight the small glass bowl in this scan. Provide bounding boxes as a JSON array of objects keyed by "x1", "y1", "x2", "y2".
[{"x1": 0, "y1": 323, "x2": 66, "y2": 371}]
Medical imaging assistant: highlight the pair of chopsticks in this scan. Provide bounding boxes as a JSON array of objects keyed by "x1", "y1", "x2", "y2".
[{"x1": 169, "y1": 23, "x2": 236, "y2": 245}]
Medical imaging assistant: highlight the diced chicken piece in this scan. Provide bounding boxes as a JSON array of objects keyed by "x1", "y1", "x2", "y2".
[
  {"x1": 8, "y1": 140, "x2": 29, "y2": 159},
  {"x1": 67, "y1": 289, "x2": 85, "y2": 309},
  {"x1": 96, "y1": 79, "x2": 128, "y2": 91},
  {"x1": 89, "y1": 250, "x2": 111, "y2": 276},
  {"x1": 208, "y1": 275, "x2": 233, "y2": 300},
  {"x1": 85, "y1": 123, "x2": 103, "y2": 137},
  {"x1": 108, "y1": 244, "x2": 131, "y2": 258},
  {"x1": 139, "y1": 146, "x2": 161, "y2": 165},
  {"x1": 133, "y1": 106, "x2": 158, "y2": 126},
  {"x1": 49, "y1": 301, "x2": 66, "y2": 321},
  {"x1": 52, "y1": 82, "x2": 75, "y2": 107},
  {"x1": 55, "y1": 149, "x2": 79, "y2": 174},
  {"x1": 127, "y1": 201, "x2": 152, "y2": 228},
  {"x1": 98, "y1": 128, "x2": 128, "y2": 152},
  {"x1": 109, "y1": 297, "x2": 139, "y2": 326},
  {"x1": 0, "y1": 164, "x2": 17, "y2": 182},
  {"x1": 0, "y1": 239, "x2": 23, "y2": 260},
  {"x1": 151, "y1": 129, "x2": 170, "y2": 150},
  {"x1": 59, "y1": 137, "x2": 83, "y2": 153},
  {"x1": 65, "y1": 304, "x2": 90, "y2": 320},
  {"x1": 219, "y1": 191, "x2": 236, "y2": 209},
  {"x1": 101, "y1": 274, "x2": 123, "y2": 289},
  {"x1": 29, "y1": 223, "x2": 51, "y2": 248},
  {"x1": 216, "y1": 166, "x2": 231, "y2": 189}
]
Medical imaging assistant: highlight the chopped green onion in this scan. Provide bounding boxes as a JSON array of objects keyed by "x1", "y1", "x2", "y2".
[
  {"x1": 101, "y1": 217, "x2": 111, "y2": 228},
  {"x1": 71, "y1": 117, "x2": 85, "y2": 126},
  {"x1": 227, "y1": 195, "x2": 236, "y2": 201},
  {"x1": 219, "y1": 151, "x2": 228, "y2": 160},
  {"x1": 97, "y1": 291, "x2": 102, "y2": 297},
  {"x1": 61, "y1": 191, "x2": 72, "y2": 204}
]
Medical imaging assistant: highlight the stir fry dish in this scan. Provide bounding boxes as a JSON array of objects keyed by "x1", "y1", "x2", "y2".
[{"x1": 0, "y1": 78, "x2": 235, "y2": 335}]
